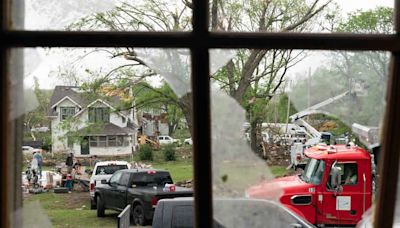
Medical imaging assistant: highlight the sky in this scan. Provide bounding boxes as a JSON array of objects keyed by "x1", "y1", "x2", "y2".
[{"x1": 23, "y1": 0, "x2": 394, "y2": 90}]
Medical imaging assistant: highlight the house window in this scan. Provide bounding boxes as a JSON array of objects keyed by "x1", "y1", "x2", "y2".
[
  {"x1": 98, "y1": 136, "x2": 107, "y2": 147},
  {"x1": 88, "y1": 107, "x2": 110, "y2": 123},
  {"x1": 89, "y1": 135, "x2": 128, "y2": 147},
  {"x1": 108, "y1": 136, "x2": 117, "y2": 147},
  {"x1": 60, "y1": 107, "x2": 75, "y2": 120},
  {"x1": 89, "y1": 136, "x2": 98, "y2": 147}
]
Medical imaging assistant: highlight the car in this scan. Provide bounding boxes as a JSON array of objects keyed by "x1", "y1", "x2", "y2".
[
  {"x1": 184, "y1": 137, "x2": 192, "y2": 145},
  {"x1": 153, "y1": 197, "x2": 315, "y2": 228},
  {"x1": 89, "y1": 160, "x2": 131, "y2": 209},
  {"x1": 22, "y1": 146, "x2": 34, "y2": 154},
  {"x1": 158, "y1": 135, "x2": 181, "y2": 145}
]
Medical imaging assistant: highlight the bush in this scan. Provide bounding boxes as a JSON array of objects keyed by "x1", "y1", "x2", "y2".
[
  {"x1": 163, "y1": 144, "x2": 176, "y2": 161},
  {"x1": 138, "y1": 144, "x2": 153, "y2": 161}
]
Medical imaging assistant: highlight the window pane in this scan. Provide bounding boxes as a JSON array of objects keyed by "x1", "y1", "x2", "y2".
[
  {"x1": 210, "y1": 0, "x2": 394, "y2": 34},
  {"x1": 18, "y1": 0, "x2": 192, "y2": 31},
  {"x1": 17, "y1": 47, "x2": 193, "y2": 227},
  {"x1": 211, "y1": 49, "x2": 388, "y2": 227}
]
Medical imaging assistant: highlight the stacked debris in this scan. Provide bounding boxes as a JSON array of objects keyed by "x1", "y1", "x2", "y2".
[{"x1": 176, "y1": 179, "x2": 193, "y2": 188}]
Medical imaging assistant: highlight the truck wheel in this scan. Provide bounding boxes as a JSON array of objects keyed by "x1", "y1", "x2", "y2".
[
  {"x1": 132, "y1": 204, "x2": 146, "y2": 226},
  {"x1": 96, "y1": 195, "x2": 105, "y2": 217}
]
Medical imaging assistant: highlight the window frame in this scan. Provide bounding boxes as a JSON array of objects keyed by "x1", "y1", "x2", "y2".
[{"x1": 1, "y1": 1, "x2": 400, "y2": 228}]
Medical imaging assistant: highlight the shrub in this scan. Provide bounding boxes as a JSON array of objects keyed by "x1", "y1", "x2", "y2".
[
  {"x1": 138, "y1": 144, "x2": 153, "y2": 161},
  {"x1": 163, "y1": 144, "x2": 176, "y2": 161}
]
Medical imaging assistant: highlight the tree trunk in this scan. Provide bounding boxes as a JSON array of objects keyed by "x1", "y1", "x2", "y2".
[{"x1": 179, "y1": 93, "x2": 193, "y2": 136}]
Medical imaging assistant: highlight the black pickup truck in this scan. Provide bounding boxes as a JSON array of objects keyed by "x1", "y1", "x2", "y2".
[{"x1": 94, "y1": 169, "x2": 193, "y2": 225}]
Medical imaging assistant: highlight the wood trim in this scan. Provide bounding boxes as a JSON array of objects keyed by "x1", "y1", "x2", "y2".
[
  {"x1": 0, "y1": 31, "x2": 399, "y2": 51},
  {"x1": 191, "y1": 1, "x2": 213, "y2": 228},
  {"x1": 374, "y1": 53, "x2": 400, "y2": 228}
]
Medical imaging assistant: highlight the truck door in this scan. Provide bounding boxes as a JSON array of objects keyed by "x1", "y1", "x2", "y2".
[
  {"x1": 115, "y1": 173, "x2": 131, "y2": 209},
  {"x1": 105, "y1": 171, "x2": 123, "y2": 209},
  {"x1": 318, "y1": 162, "x2": 364, "y2": 225}
]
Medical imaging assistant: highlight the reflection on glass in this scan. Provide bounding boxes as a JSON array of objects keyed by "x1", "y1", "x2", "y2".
[
  {"x1": 211, "y1": 0, "x2": 393, "y2": 34},
  {"x1": 211, "y1": 49, "x2": 388, "y2": 227},
  {"x1": 21, "y1": 0, "x2": 192, "y2": 31}
]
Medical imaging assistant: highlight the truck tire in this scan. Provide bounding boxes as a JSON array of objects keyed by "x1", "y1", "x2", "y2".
[
  {"x1": 96, "y1": 195, "x2": 105, "y2": 217},
  {"x1": 132, "y1": 204, "x2": 146, "y2": 226}
]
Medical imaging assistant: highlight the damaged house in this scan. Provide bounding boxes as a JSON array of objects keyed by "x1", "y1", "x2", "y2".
[{"x1": 47, "y1": 86, "x2": 138, "y2": 156}]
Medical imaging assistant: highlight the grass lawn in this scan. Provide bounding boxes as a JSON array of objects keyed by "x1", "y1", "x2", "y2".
[{"x1": 23, "y1": 192, "x2": 118, "y2": 228}]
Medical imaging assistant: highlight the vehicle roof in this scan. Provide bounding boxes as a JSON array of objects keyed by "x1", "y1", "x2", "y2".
[
  {"x1": 95, "y1": 161, "x2": 129, "y2": 166},
  {"x1": 118, "y1": 168, "x2": 168, "y2": 173},
  {"x1": 305, "y1": 144, "x2": 370, "y2": 160}
]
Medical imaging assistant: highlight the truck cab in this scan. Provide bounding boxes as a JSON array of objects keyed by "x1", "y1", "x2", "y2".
[{"x1": 247, "y1": 144, "x2": 372, "y2": 226}]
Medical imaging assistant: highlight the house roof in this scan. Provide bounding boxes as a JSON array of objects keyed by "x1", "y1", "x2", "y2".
[
  {"x1": 77, "y1": 123, "x2": 136, "y2": 136},
  {"x1": 47, "y1": 86, "x2": 129, "y2": 117}
]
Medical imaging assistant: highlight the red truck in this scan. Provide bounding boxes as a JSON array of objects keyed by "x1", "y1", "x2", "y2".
[{"x1": 247, "y1": 144, "x2": 374, "y2": 226}]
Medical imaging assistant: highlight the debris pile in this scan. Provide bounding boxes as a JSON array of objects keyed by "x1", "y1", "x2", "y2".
[{"x1": 176, "y1": 179, "x2": 193, "y2": 188}]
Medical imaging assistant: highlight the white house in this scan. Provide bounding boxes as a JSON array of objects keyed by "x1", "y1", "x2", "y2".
[{"x1": 47, "y1": 86, "x2": 138, "y2": 157}]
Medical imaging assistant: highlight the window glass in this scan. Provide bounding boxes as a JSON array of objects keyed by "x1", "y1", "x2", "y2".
[
  {"x1": 19, "y1": 0, "x2": 192, "y2": 31},
  {"x1": 211, "y1": 0, "x2": 394, "y2": 34},
  {"x1": 171, "y1": 206, "x2": 193, "y2": 228},
  {"x1": 109, "y1": 171, "x2": 123, "y2": 185},
  {"x1": 327, "y1": 163, "x2": 358, "y2": 188},
  {"x1": 95, "y1": 165, "x2": 128, "y2": 175},
  {"x1": 208, "y1": 49, "x2": 388, "y2": 227},
  {"x1": 89, "y1": 136, "x2": 98, "y2": 147},
  {"x1": 108, "y1": 135, "x2": 117, "y2": 147},
  {"x1": 118, "y1": 173, "x2": 131, "y2": 186},
  {"x1": 89, "y1": 107, "x2": 110, "y2": 123},
  {"x1": 60, "y1": 107, "x2": 75, "y2": 120}
]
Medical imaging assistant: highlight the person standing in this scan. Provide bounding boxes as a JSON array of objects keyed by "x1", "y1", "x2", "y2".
[
  {"x1": 66, "y1": 153, "x2": 74, "y2": 173},
  {"x1": 33, "y1": 149, "x2": 43, "y2": 178}
]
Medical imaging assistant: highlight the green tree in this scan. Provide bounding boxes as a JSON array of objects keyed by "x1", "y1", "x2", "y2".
[
  {"x1": 66, "y1": 0, "x2": 332, "y2": 153},
  {"x1": 24, "y1": 77, "x2": 52, "y2": 141},
  {"x1": 290, "y1": 7, "x2": 393, "y2": 127}
]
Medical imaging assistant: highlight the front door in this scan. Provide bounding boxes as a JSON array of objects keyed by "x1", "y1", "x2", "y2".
[{"x1": 81, "y1": 137, "x2": 90, "y2": 155}]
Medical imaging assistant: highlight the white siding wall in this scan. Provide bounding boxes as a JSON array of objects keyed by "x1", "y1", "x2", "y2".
[{"x1": 72, "y1": 143, "x2": 133, "y2": 157}]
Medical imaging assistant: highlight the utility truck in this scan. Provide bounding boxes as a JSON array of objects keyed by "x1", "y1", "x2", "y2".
[{"x1": 247, "y1": 144, "x2": 375, "y2": 226}]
